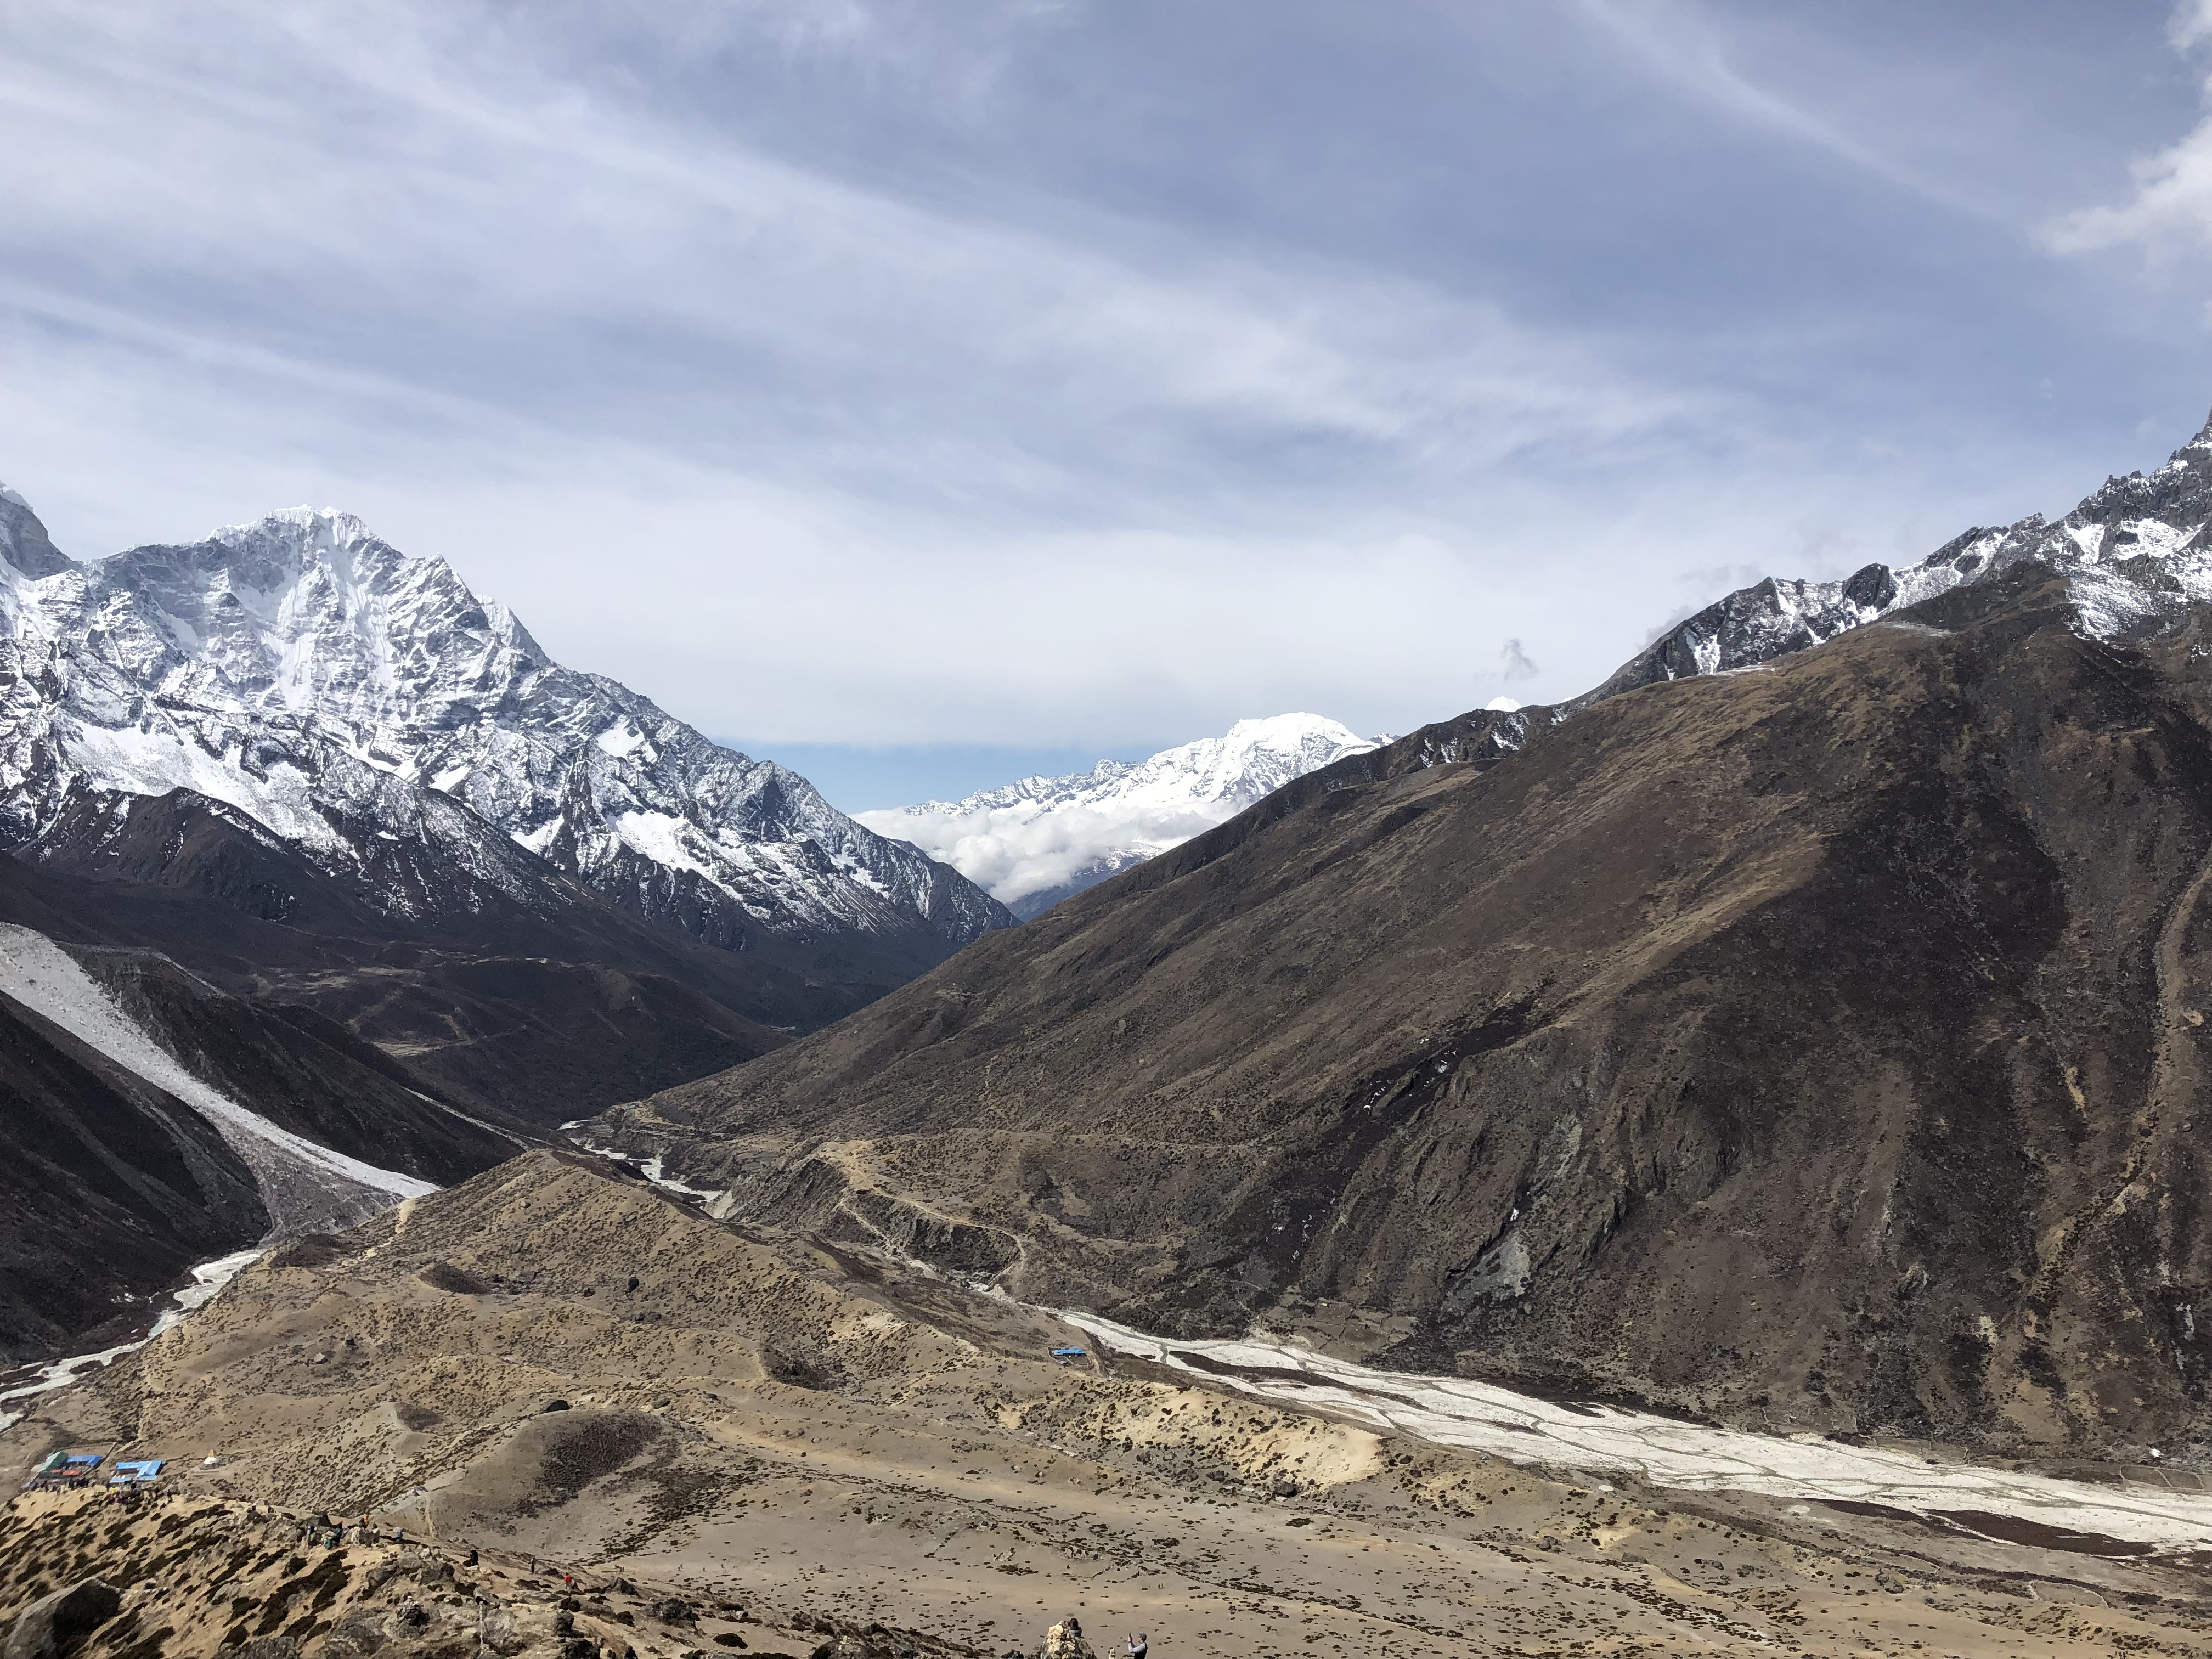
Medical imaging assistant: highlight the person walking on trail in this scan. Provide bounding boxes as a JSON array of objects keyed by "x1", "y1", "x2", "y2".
[{"x1": 1042, "y1": 1615, "x2": 1094, "y2": 1659}]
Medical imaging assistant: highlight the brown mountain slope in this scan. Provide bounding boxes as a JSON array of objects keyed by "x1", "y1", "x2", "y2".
[{"x1": 601, "y1": 568, "x2": 2212, "y2": 1452}]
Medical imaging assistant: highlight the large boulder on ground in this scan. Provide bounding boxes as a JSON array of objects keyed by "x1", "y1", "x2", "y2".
[{"x1": 3, "y1": 1579, "x2": 120, "y2": 1659}]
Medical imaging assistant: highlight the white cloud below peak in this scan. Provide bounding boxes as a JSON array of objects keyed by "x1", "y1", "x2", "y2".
[{"x1": 856, "y1": 713, "x2": 1383, "y2": 910}]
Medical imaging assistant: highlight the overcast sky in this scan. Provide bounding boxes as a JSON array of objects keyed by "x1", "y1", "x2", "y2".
[{"x1": 8, "y1": 3, "x2": 2212, "y2": 808}]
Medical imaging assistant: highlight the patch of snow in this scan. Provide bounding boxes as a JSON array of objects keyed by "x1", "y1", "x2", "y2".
[
  {"x1": 0, "y1": 924, "x2": 432, "y2": 1232},
  {"x1": 1059, "y1": 1310, "x2": 2212, "y2": 1553},
  {"x1": 566, "y1": 1134, "x2": 729, "y2": 1209},
  {"x1": 0, "y1": 1246, "x2": 263, "y2": 1435},
  {"x1": 612, "y1": 810, "x2": 736, "y2": 893},
  {"x1": 148, "y1": 1247, "x2": 264, "y2": 1338}
]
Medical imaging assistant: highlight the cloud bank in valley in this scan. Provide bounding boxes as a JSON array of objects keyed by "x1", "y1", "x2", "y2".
[
  {"x1": 859, "y1": 714, "x2": 1380, "y2": 911},
  {"x1": 866, "y1": 797, "x2": 1224, "y2": 908}
]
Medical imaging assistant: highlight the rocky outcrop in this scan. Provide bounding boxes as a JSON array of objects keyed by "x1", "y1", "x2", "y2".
[{"x1": 2, "y1": 1578, "x2": 119, "y2": 1659}]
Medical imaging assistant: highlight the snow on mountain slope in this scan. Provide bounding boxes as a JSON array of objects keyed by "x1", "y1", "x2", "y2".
[
  {"x1": 861, "y1": 408, "x2": 2212, "y2": 930},
  {"x1": 0, "y1": 499, "x2": 1010, "y2": 962},
  {"x1": 1581, "y1": 409, "x2": 2212, "y2": 705},
  {"x1": 858, "y1": 714, "x2": 1382, "y2": 920},
  {"x1": 0, "y1": 922, "x2": 430, "y2": 1237}
]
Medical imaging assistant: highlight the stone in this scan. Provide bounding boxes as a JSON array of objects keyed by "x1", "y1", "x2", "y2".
[{"x1": 3, "y1": 1579, "x2": 120, "y2": 1659}]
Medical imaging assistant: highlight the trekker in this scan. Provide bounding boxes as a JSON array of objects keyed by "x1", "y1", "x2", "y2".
[{"x1": 1125, "y1": 1634, "x2": 1147, "y2": 1659}]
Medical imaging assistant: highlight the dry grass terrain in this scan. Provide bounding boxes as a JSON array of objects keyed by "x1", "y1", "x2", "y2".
[{"x1": 7, "y1": 1153, "x2": 2212, "y2": 1658}]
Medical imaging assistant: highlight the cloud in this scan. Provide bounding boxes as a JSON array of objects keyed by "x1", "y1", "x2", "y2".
[
  {"x1": 1566, "y1": 0, "x2": 1980, "y2": 214},
  {"x1": 0, "y1": 4, "x2": 1696, "y2": 516},
  {"x1": 860, "y1": 797, "x2": 1226, "y2": 905},
  {"x1": 0, "y1": 0, "x2": 1728, "y2": 753},
  {"x1": 1499, "y1": 639, "x2": 1541, "y2": 684},
  {"x1": 2045, "y1": 3, "x2": 2212, "y2": 256},
  {"x1": 0, "y1": 0, "x2": 2182, "y2": 784}
]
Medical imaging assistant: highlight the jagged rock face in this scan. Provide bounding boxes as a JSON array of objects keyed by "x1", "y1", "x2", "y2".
[
  {"x1": 601, "y1": 412, "x2": 2212, "y2": 1452},
  {"x1": 1588, "y1": 414, "x2": 2212, "y2": 703},
  {"x1": 859, "y1": 714, "x2": 1383, "y2": 919},
  {"x1": 0, "y1": 502, "x2": 1009, "y2": 967}
]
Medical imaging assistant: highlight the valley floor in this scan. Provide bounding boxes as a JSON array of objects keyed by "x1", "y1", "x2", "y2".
[
  {"x1": 1060, "y1": 1312, "x2": 2212, "y2": 1555},
  {"x1": 4, "y1": 1153, "x2": 2211, "y2": 1659}
]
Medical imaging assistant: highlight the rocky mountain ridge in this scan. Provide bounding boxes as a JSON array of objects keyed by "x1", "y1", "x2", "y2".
[
  {"x1": 1584, "y1": 413, "x2": 2212, "y2": 702},
  {"x1": 0, "y1": 494, "x2": 1010, "y2": 977}
]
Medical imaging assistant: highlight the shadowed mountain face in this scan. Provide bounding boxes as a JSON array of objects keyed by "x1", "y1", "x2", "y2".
[
  {"x1": 0, "y1": 981, "x2": 267, "y2": 1361},
  {"x1": 0, "y1": 788, "x2": 797, "y2": 1128},
  {"x1": 602, "y1": 560, "x2": 2212, "y2": 1452},
  {"x1": 0, "y1": 926, "x2": 525, "y2": 1362},
  {"x1": 0, "y1": 783, "x2": 797, "y2": 1358}
]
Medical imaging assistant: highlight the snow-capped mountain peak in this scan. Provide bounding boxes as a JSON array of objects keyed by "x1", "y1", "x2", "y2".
[
  {"x1": 0, "y1": 493, "x2": 1010, "y2": 963},
  {"x1": 858, "y1": 713, "x2": 1383, "y2": 920},
  {"x1": 1585, "y1": 407, "x2": 2212, "y2": 704},
  {"x1": 90, "y1": 509, "x2": 551, "y2": 737}
]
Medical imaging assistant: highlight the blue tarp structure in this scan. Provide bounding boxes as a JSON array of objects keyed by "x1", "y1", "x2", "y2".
[
  {"x1": 112, "y1": 1460, "x2": 162, "y2": 1483},
  {"x1": 1051, "y1": 1346, "x2": 1088, "y2": 1358}
]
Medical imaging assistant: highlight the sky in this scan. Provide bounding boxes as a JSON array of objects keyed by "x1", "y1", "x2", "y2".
[{"x1": 7, "y1": 3, "x2": 2212, "y2": 809}]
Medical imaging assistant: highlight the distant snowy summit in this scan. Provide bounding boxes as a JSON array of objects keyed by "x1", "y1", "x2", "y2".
[
  {"x1": 859, "y1": 713, "x2": 1384, "y2": 920},
  {"x1": 0, "y1": 489, "x2": 1011, "y2": 969}
]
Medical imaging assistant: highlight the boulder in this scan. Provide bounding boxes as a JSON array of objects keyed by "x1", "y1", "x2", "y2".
[{"x1": 3, "y1": 1579, "x2": 120, "y2": 1659}]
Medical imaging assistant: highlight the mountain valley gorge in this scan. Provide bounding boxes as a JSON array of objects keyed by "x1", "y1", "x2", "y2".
[{"x1": 20, "y1": 412, "x2": 2212, "y2": 1655}]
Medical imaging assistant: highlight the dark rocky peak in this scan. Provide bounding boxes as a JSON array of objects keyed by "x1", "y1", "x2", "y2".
[{"x1": 0, "y1": 485, "x2": 74, "y2": 580}]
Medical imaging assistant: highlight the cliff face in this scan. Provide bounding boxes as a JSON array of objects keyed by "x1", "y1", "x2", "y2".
[{"x1": 601, "y1": 565, "x2": 2212, "y2": 1451}]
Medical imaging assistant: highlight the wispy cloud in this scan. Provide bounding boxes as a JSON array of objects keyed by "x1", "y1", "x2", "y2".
[
  {"x1": 2045, "y1": 12, "x2": 2212, "y2": 259},
  {"x1": 0, "y1": 3, "x2": 1695, "y2": 519},
  {"x1": 0, "y1": 1, "x2": 2193, "y2": 781},
  {"x1": 1566, "y1": 0, "x2": 1984, "y2": 216}
]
